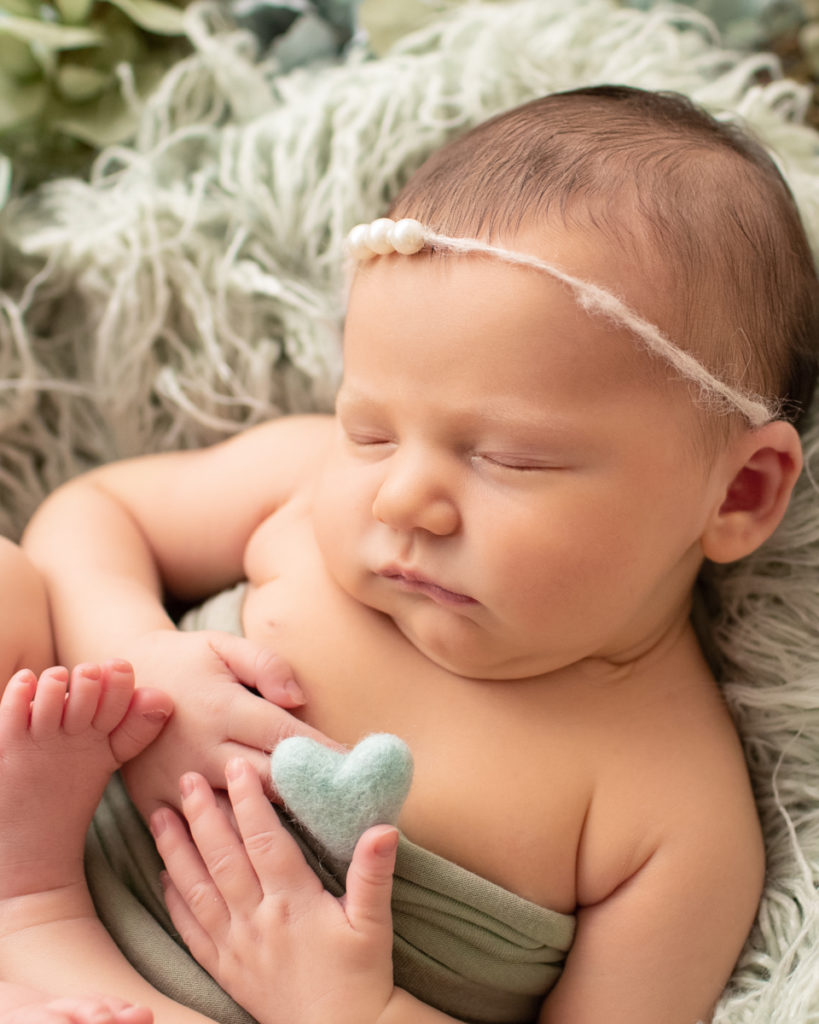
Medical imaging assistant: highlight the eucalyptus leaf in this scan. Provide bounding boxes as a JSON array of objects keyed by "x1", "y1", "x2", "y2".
[
  {"x1": 54, "y1": 0, "x2": 95, "y2": 25},
  {"x1": 0, "y1": 13, "x2": 103, "y2": 49},
  {"x1": 55, "y1": 61, "x2": 110, "y2": 100},
  {"x1": 51, "y1": 54, "x2": 168, "y2": 144},
  {"x1": 52, "y1": 101, "x2": 139, "y2": 145},
  {"x1": 0, "y1": 0, "x2": 40, "y2": 18},
  {"x1": 100, "y1": 0, "x2": 185, "y2": 35},
  {"x1": 0, "y1": 73, "x2": 47, "y2": 131},
  {"x1": 0, "y1": 30, "x2": 39, "y2": 77}
]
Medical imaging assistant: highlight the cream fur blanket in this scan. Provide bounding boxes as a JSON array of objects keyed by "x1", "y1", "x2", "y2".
[{"x1": 1, "y1": 1, "x2": 818, "y2": 1019}]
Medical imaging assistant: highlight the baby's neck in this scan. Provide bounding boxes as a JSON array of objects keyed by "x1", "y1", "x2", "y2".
[{"x1": 388, "y1": 597, "x2": 708, "y2": 694}]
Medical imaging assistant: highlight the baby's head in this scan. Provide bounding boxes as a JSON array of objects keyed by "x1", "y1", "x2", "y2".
[
  {"x1": 318, "y1": 88, "x2": 817, "y2": 680},
  {"x1": 383, "y1": 85, "x2": 819, "y2": 434}
]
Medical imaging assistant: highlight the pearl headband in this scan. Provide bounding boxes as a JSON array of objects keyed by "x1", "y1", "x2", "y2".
[{"x1": 346, "y1": 218, "x2": 777, "y2": 428}]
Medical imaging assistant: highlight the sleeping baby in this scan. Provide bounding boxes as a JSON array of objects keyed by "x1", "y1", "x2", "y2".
[{"x1": 4, "y1": 85, "x2": 819, "y2": 1024}]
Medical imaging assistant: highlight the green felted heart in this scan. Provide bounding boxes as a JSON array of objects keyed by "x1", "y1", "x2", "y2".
[{"x1": 270, "y1": 733, "x2": 414, "y2": 863}]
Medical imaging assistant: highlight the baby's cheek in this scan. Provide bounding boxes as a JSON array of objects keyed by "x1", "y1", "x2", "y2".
[{"x1": 313, "y1": 490, "x2": 360, "y2": 584}]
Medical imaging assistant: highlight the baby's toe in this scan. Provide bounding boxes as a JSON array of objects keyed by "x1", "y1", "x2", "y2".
[
  {"x1": 62, "y1": 664, "x2": 104, "y2": 736},
  {"x1": 108, "y1": 686, "x2": 173, "y2": 766}
]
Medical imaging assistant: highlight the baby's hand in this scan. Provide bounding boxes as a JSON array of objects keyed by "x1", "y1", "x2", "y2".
[
  {"x1": 152, "y1": 760, "x2": 397, "y2": 1024},
  {"x1": 118, "y1": 629, "x2": 338, "y2": 819}
]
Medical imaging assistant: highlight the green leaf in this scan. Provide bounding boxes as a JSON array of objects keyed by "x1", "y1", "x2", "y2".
[
  {"x1": 0, "y1": 73, "x2": 47, "y2": 131},
  {"x1": 51, "y1": 100, "x2": 138, "y2": 145},
  {"x1": 55, "y1": 60, "x2": 109, "y2": 100},
  {"x1": 0, "y1": 12, "x2": 103, "y2": 49},
  {"x1": 0, "y1": 0, "x2": 41, "y2": 18},
  {"x1": 0, "y1": 30, "x2": 39, "y2": 77},
  {"x1": 50, "y1": 55, "x2": 167, "y2": 144},
  {"x1": 100, "y1": 0, "x2": 185, "y2": 35},
  {"x1": 54, "y1": 0, "x2": 96, "y2": 24}
]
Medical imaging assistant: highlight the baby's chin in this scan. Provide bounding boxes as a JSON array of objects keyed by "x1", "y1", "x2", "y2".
[
  {"x1": 387, "y1": 612, "x2": 551, "y2": 683},
  {"x1": 329, "y1": 563, "x2": 554, "y2": 680}
]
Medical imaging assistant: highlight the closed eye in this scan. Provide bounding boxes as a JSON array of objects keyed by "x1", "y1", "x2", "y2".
[
  {"x1": 474, "y1": 453, "x2": 560, "y2": 472},
  {"x1": 348, "y1": 431, "x2": 391, "y2": 444},
  {"x1": 343, "y1": 427, "x2": 395, "y2": 450}
]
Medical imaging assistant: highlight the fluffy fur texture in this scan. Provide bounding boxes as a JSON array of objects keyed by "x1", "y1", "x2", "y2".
[{"x1": 2, "y1": 1, "x2": 819, "y2": 1019}]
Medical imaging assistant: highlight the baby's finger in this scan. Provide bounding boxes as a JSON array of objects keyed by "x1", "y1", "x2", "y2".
[
  {"x1": 344, "y1": 826, "x2": 398, "y2": 939},
  {"x1": 225, "y1": 758, "x2": 322, "y2": 898},
  {"x1": 150, "y1": 802, "x2": 231, "y2": 937},
  {"x1": 207, "y1": 632, "x2": 305, "y2": 708},
  {"x1": 159, "y1": 870, "x2": 220, "y2": 979},
  {"x1": 228, "y1": 697, "x2": 343, "y2": 757},
  {"x1": 177, "y1": 772, "x2": 264, "y2": 907}
]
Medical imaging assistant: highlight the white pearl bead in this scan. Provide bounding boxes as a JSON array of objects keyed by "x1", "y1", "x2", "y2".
[
  {"x1": 391, "y1": 218, "x2": 426, "y2": 254},
  {"x1": 346, "y1": 223, "x2": 376, "y2": 260},
  {"x1": 368, "y1": 218, "x2": 396, "y2": 254}
]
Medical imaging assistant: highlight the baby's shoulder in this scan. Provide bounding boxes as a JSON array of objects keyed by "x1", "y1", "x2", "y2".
[
  {"x1": 231, "y1": 414, "x2": 335, "y2": 496},
  {"x1": 576, "y1": 677, "x2": 764, "y2": 909},
  {"x1": 244, "y1": 413, "x2": 335, "y2": 460}
]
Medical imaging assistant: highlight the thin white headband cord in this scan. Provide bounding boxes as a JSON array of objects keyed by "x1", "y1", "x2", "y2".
[{"x1": 346, "y1": 218, "x2": 777, "y2": 428}]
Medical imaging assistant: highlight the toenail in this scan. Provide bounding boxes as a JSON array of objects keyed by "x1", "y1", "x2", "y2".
[{"x1": 10, "y1": 668, "x2": 36, "y2": 685}]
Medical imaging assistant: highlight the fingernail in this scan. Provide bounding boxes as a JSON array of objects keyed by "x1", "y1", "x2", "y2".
[
  {"x1": 283, "y1": 676, "x2": 306, "y2": 705},
  {"x1": 373, "y1": 828, "x2": 399, "y2": 858},
  {"x1": 179, "y1": 774, "x2": 195, "y2": 798},
  {"x1": 149, "y1": 810, "x2": 168, "y2": 837},
  {"x1": 226, "y1": 758, "x2": 244, "y2": 782},
  {"x1": 143, "y1": 708, "x2": 170, "y2": 723}
]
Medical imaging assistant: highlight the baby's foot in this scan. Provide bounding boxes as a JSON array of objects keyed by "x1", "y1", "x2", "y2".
[
  {"x1": 0, "y1": 662, "x2": 172, "y2": 904},
  {"x1": 0, "y1": 989, "x2": 152, "y2": 1024}
]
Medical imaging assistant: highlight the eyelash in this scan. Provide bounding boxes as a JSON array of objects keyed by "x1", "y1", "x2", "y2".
[
  {"x1": 345, "y1": 431, "x2": 392, "y2": 447},
  {"x1": 475, "y1": 454, "x2": 552, "y2": 473},
  {"x1": 341, "y1": 424, "x2": 556, "y2": 473}
]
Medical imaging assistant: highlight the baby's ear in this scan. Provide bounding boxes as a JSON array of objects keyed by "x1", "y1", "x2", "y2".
[{"x1": 701, "y1": 420, "x2": 803, "y2": 564}]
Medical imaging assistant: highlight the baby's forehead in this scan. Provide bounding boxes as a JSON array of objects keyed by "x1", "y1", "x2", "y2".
[{"x1": 345, "y1": 217, "x2": 775, "y2": 429}]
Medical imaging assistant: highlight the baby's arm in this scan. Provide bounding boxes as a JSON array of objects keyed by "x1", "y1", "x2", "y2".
[
  {"x1": 22, "y1": 416, "x2": 337, "y2": 806},
  {"x1": 538, "y1": 787, "x2": 764, "y2": 1024},
  {"x1": 0, "y1": 539, "x2": 53, "y2": 685},
  {"x1": 23, "y1": 416, "x2": 332, "y2": 663}
]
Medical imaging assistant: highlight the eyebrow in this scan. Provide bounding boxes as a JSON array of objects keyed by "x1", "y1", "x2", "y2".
[{"x1": 336, "y1": 386, "x2": 590, "y2": 446}]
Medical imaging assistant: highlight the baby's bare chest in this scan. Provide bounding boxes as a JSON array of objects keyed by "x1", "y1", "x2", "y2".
[
  {"x1": 238, "y1": 499, "x2": 733, "y2": 915},
  {"x1": 241, "y1": 500, "x2": 592, "y2": 911}
]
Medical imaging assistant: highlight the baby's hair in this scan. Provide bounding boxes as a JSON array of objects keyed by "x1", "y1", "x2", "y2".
[{"x1": 388, "y1": 86, "x2": 819, "y2": 427}]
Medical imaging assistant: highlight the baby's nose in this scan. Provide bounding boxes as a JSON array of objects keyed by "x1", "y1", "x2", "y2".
[{"x1": 372, "y1": 454, "x2": 460, "y2": 536}]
